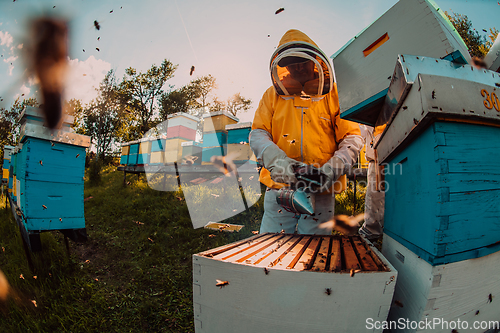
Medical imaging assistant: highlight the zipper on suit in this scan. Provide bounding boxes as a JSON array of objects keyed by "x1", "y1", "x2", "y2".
[{"x1": 300, "y1": 107, "x2": 304, "y2": 162}]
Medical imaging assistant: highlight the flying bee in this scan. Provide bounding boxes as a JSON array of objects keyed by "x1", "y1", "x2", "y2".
[
  {"x1": 42, "y1": 205, "x2": 47, "y2": 209},
  {"x1": 76, "y1": 154, "x2": 80, "y2": 158},
  {"x1": 264, "y1": 268, "x2": 269, "y2": 275},
  {"x1": 394, "y1": 300, "x2": 404, "y2": 308},
  {"x1": 39, "y1": 160, "x2": 43, "y2": 166},
  {"x1": 190, "y1": 66, "x2": 195, "y2": 76},
  {"x1": 252, "y1": 231, "x2": 259, "y2": 235},
  {"x1": 94, "y1": 20, "x2": 100, "y2": 30},
  {"x1": 488, "y1": 294, "x2": 493, "y2": 303},
  {"x1": 325, "y1": 288, "x2": 332, "y2": 295}
]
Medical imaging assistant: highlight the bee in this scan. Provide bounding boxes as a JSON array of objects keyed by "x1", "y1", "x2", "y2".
[
  {"x1": 42, "y1": 205, "x2": 47, "y2": 209},
  {"x1": 83, "y1": 49, "x2": 85, "y2": 52},
  {"x1": 96, "y1": 48, "x2": 100, "y2": 52},
  {"x1": 94, "y1": 20, "x2": 100, "y2": 30},
  {"x1": 39, "y1": 160, "x2": 43, "y2": 166},
  {"x1": 109, "y1": 10, "x2": 114, "y2": 13},
  {"x1": 278, "y1": 209, "x2": 282, "y2": 214},
  {"x1": 289, "y1": 139, "x2": 296, "y2": 144},
  {"x1": 31, "y1": 300, "x2": 37, "y2": 308},
  {"x1": 148, "y1": 237, "x2": 154, "y2": 243},
  {"x1": 283, "y1": 134, "x2": 288, "y2": 138},
  {"x1": 190, "y1": 66, "x2": 195, "y2": 76},
  {"x1": 59, "y1": 218, "x2": 62, "y2": 221},
  {"x1": 488, "y1": 294, "x2": 493, "y2": 303},
  {"x1": 249, "y1": 176, "x2": 254, "y2": 180},
  {"x1": 211, "y1": 193, "x2": 220, "y2": 198},
  {"x1": 432, "y1": 90, "x2": 436, "y2": 99},
  {"x1": 275, "y1": 7, "x2": 284, "y2": 14},
  {"x1": 208, "y1": 234, "x2": 216, "y2": 238},
  {"x1": 324, "y1": 288, "x2": 332, "y2": 296},
  {"x1": 475, "y1": 310, "x2": 480, "y2": 315},
  {"x1": 76, "y1": 154, "x2": 80, "y2": 158},
  {"x1": 51, "y1": 141, "x2": 55, "y2": 146},
  {"x1": 215, "y1": 279, "x2": 229, "y2": 288},
  {"x1": 394, "y1": 300, "x2": 404, "y2": 308},
  {"x1": 97, "y1": 37, "x2": 100, "y2": 41},
  {"x1": 280, "y1": 229, "x2": 285, "y2": 233},
  {"x1": 264, "y1": 268, "x2": 269, "y2": 275},
  {"x1": 252, "y1": 231, "x2": 259, "y2": 235}
]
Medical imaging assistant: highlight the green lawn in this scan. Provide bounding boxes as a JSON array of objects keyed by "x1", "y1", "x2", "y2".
[{"x1": 0, "y1": 165, "x2": 365, "y2": 332}]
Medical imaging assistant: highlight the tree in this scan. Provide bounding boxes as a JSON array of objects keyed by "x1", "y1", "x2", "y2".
[
  {"x1": 226, "y1": 93, "x2": 251, "y2": 117},
  {"x1": 0, "y1": 97, "x2": 39, "y2": 160},
  {"x1": 121, "y1": 59, "x2": 177, "y2": 135},
  {"x1": 82, "y1": 70, "x2": 126, "y2": 160},
  {"x1": 187, "y1": 74, "x2": 216, "y2": 109},
  {"x1": 445, "y1": 12, "x2": 498, "y2": 58},
  {"x1": 159, "y1": 86, "x2": 191, "y2": 118},
  {"x1": 208, "y1": 93, "x2": 252, "y2": 117}
]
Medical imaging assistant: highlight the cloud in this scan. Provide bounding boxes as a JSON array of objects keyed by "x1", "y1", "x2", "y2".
[
  {"x1": 0, "y1": 31, "x2": 13, "y2": 47},
  {"x1": 14, "y1": 84, "x2": 31, "y2": 99},
  {"x1": 65, "y1": 56, "x2": 112, "y2": 104}
]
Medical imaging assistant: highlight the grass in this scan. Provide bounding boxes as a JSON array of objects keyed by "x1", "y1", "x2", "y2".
[{"x1": 0, "y1": 165, "x2": 366, "y2": 332}]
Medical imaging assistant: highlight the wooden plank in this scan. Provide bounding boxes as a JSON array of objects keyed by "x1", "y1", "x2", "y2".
[
  {"x1": 342, "y1": 237, "x2": 361, "y2": 271},
  {"x1": 273, "y1": 236, "x2": 311, "y2": 269},
  {"x1": 199, "y1": 233, "x2": 269, "y2": 257},
  {"x1": 293, "y1": 236, "x2": 321, "y2": 271},
  {"x1": 310, "y1": 237, "x2": 331, "y2": 272},
  {"x1": 254, "y1": 236, "x2": 308, "y2": 268},
  {"x1": 227, "y1": 235, "x2": 290, "y2": 263},
  {"x1": 351, "y1": 236, "x2": 379, "y2": 272},
  {"x1": 329, "y1": 238, "x2": 342, "y2": 272},
  {"x1": 237, "y1": 235, "x2": 295, "y2": 265},
  {"x1": 214, "y1": 234, "x2": 281, "y2": 261},
  {"x1": 252, "y1": 236, "x2": 301, "y2": 267}
]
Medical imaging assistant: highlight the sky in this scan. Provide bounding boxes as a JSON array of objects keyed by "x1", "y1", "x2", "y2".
[{"x1": 0, "y1": 0, "x2": 498, "y2": 123}]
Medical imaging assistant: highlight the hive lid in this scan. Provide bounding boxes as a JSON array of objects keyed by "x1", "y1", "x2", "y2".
[
  {"x1": 199, "y1": 233, "x2": 389, "y2": 273},
  {"x1": 203, "y1": 111, "x2": 239, "y2": 122},
  {"x1": 331, "y1": 0, "x2": 470, "y2": 126},
  {"x1": 18, "y1": 106, "x2": 74, "y2": 127},
  {"x1": 166, "y1": 112, "x2": 200, "y2": 123},
  {"x1": 19, "y1": 122, "x2": 90, "y2": 147},
  {"x1": 225, "y1": 122, "x2": 252, "y2": 130}
]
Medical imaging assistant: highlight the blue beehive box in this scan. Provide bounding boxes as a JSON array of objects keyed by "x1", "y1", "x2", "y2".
[
  {"x1": 226, "y1": 122, "x2": 252, "y2": 144},
  {"x1": 202, "y1": 132, "x2": 227, "y2": 148},
  {"x1": 372, "y1": 58, "x2": 500, "y2": 265},
  {"x1": 201, "y1": 146, "x2": 226, "y2": 163},
  {"x1": 14, "y1": 107, "x2": 90, "y2": 246}
]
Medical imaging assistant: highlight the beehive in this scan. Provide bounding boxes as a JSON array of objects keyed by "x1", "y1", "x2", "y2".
[
  {"x1": 120, "y1": 145, "x2": 129, "y2": 165},
  {"x1": 13, "y1": 107, "x2": 90, "y2": 250},
  {"x1": 484, "y1": 34, "x2": 500, "y2": 72},
  {"x1": 382, "y1": 235, "x2": 500, "y2": 333},
  {"x1": 203, "y1": 111, "x2": 238, "y2": 133},
  {"x1": 181, "y1": 141, "x2": 202, "y2": 165},
  {"x1": 331, "y1": 0, "x2": 470, "y2": 126},
  {"x1": 2, "y1": 145, "x2": 14, "y2": 188},
  {"x1": 167, "y1": 112, "x2": 199, "y2": 131},
  {"x1": 193, "y1": 233, "x2": 397, "y2": 333},
  {"x1": 127, "y1": 142, "x2": 140, "y2": 166},
  {"x1": 225, "y1": 122, "x2": 257, "y2": 165}
]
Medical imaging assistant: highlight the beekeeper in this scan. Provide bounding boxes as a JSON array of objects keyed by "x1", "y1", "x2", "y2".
[
  {"x1": 358, "y1": 125, "x2": 385, "y2": 241},
  {"x1": 250, "y1": 29, "x2": 363, "y2": 235}
]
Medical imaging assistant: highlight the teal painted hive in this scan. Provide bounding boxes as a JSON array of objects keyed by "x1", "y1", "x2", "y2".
[
  {"x1": 14, "y1": 107, "x2": 91, "y2": 239},
  {"x1": 384, "y1": 121, "x2": 500, "y2": 264}
]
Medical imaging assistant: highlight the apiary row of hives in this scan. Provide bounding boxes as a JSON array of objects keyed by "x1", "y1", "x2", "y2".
[
  {"x1": 119, "y1": 112, "x2": 257, "y2": 167},
  {"x1": 3, "y1": 107, "x2": 90, "y2": 251}
]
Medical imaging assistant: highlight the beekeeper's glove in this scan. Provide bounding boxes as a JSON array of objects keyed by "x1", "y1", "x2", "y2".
[
  {"x1": 261, "y1": 144, "x2": 304, "y2": 184},
  {"x1": 317, "y1": 156, "x2": 345, "y2": 191}
]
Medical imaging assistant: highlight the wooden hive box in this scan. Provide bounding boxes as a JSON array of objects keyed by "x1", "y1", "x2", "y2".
[
  {"x1": 127, "y1": 142, "x2": 140, "y2": 166},
  {"x1": 166, "y1": 125, "x2": 197, "y2": 141},
  {"x1": 226, "y1": 144, "x2": 257, "y2": 164},
  {"x1": 331, "y1": 0, "x2": 470, "y2": 126},
  {"x1": 181, "y1": 141, "x2": 202, "y2": 165},
  {"x1": 2, "y1": 145, "x2": 14, "y2": 186},
  {"x1": 225, "y1": 122, "x2": 252, "y2": 144},
  {"x1": 167, "y1": 112, "x2": 200, "y2": 131},
  {"x1": 193, "y1": 233, "x2": 397, "y2": 333},
  {"x1": 373, "y1": 61, "x2": 500, "y2": 265},
  {"x1": 13, "y1": 107, "x2": 90, "y2": 236},
  {"x1": 382, "y1": 234, "x2": 500, "y2": 333},
  {"x1": 203, "y1": 112, "x2": 238, "y2": 133},
  {"x1": 120, "y1": 144, "x2": 130, "y2": 165}
]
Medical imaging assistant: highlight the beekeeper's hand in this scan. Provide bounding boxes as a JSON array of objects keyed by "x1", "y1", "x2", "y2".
[
  {"x1": 318, "y1": 156, "x2": 345, "y2": 191},
  {"x1": 261, "y1": 144, "x2": 303, "y2": 184}
]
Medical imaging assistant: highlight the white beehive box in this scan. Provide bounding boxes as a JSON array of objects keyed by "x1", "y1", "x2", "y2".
[
  {"x1": 331, "y1": 0, "x2": 470, "y2": 126},
  {"x1": 382, "y1": 235, "x2": 500, "y2": 333},
  {"x1": 193, "y1": 233, "x2": 397, "y2": 333}
]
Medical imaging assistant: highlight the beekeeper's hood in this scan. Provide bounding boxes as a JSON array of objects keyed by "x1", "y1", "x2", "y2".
[{"x1": 270, "y1": 29, "x2": 334, "y2": 97}]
